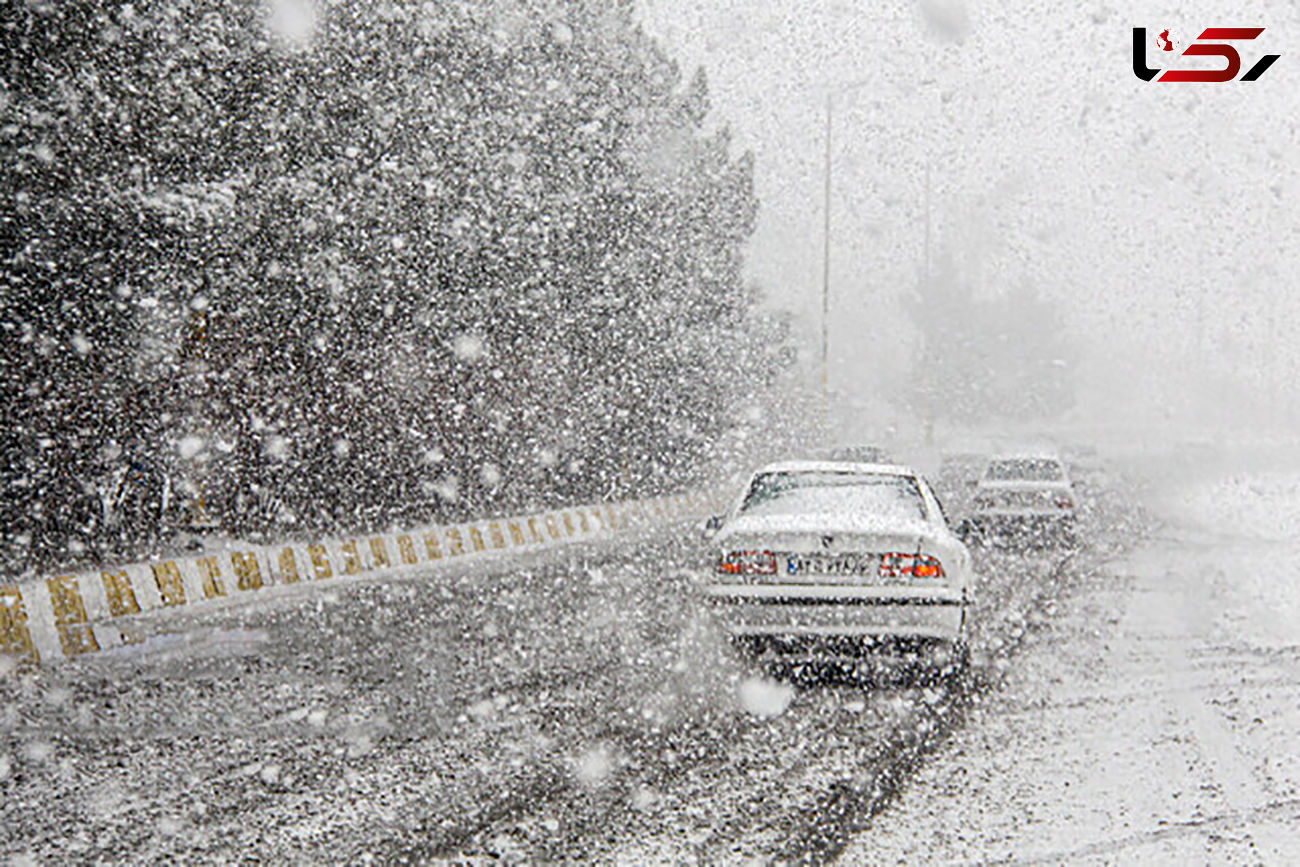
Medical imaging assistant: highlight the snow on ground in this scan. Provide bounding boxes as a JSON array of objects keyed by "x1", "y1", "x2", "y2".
[
  {"x1": 843, "y1": 451, "x2": 1300, "y2": 863},
  {"x1": 0, "y1": 472, "x2": 1136, "y2": 861},
  {"x1": 1160, "y1": 469, "x2": 1300, "y2": 646}
]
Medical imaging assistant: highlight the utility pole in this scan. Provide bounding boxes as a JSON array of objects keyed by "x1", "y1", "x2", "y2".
[
  {"x1": 821, "y1": 93, "x2": 833, "y2": 401},
  {"x1": 923, "y1": 159, "x2": 935, "y2": 446},
  {"x1": 821, "y1": 82, "x2": 871, "y2": 404},
  {"x1": 924, "y1": 160, "x2": 932, "y2": 282},
  {"x1": 818, "y1": 64, "x2": 933, "y2": 411}
]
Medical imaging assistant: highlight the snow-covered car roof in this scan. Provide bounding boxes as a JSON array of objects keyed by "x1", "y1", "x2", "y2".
[
  {"x1": 988, "y1": 448, "x2": 1063, "y2": 461},
  {"x1": 978, "y1": 451, "x2": 1072, "y2": 488},
  {"x1": 749, "y1": 460, "x2": 917, "y2": 477}
]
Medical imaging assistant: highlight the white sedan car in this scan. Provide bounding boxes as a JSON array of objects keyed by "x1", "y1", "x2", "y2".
[
  {"x1": 965, "y1": 451, "x2": 1077, "y2": 546},
  {"x1": 699, "y1": 461, "x2": 973, "y2": 673}
]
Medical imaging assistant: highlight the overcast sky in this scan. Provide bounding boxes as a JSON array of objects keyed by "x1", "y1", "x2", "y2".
[{"x1": 635, "y1": 0, "x2": 1300, "y2": 431}]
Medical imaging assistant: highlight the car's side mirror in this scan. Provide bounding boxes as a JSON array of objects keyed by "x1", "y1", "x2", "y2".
[{"x1": 701, "y1": 514, "x2": 724, "y2": 539}]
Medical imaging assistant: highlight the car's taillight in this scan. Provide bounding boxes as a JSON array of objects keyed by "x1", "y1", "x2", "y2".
[
  {"x1": 878, "y1": 553, "x2": 945, "y2": 579},
  {"x1": 717, "y1": 550, "x2": 777, "y2": 575},
  {"x1": 911, "y1": 555, "x2": 945, "y2": 578},
  {"x1": 878, "y1": 553, "x2": 908, "y2": 578}
]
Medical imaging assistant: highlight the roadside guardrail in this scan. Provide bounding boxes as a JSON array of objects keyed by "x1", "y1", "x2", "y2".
[{"x1": 0, "y1": 490, "x2": 720, "y2": 665}]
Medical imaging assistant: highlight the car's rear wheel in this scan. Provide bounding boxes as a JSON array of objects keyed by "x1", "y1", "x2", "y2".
[
  {"x1": 947, "y1": 639, "x2": 972, "y2": 680},
  {"x1": 729, "y1": 633, "x2": 970, "y2": 686}
]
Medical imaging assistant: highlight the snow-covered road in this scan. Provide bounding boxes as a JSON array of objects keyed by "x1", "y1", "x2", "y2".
[
  {"x1": 1, "y1": 467, "x2": 1139, "y2": 861},
  {"x1": 845, "y1": 457, "x2": 1300, "y2": 864}
]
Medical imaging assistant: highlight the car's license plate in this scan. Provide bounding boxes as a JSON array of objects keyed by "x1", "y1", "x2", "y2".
[{"x1": 785, "y1": 553, "x2": 876, "y2": 576}]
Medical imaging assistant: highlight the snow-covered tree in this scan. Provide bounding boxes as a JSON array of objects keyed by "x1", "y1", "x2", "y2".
[{"x1": 1, "y1": 0, "x2": 789, "y2": 569}]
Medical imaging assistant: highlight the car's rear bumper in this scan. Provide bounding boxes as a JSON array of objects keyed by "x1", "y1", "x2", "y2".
[
  {"x1": 700, "y1": 584, "x2": 966, "y2": 646},
  {"x1": 969, "y1": 512, "x2": 1074, "y2": 530}
]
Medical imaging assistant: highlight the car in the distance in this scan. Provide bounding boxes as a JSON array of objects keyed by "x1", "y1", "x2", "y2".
[
  {"x1": 964, "y1": 451, "x2": 1077, "y2": 546},
  {"x1": 825, "y1": 444, "x2": 892, "y2": 464},
  {"x1": 698, "y1": 461, "x2": 972, "y2": 678}
]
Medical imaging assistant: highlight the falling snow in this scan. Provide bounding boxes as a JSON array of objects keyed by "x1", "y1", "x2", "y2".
[{"x1": 2, "y1": 0, "x2": 1299, "y2": 861}]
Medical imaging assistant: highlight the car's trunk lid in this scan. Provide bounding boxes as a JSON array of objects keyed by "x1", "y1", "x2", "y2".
[{"x1": 715, "y1": 515, "x2": 940, "y2": 584}]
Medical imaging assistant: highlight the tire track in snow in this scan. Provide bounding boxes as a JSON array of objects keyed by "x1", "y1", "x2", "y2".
[
  {"x1": 441, "y1": 479, "x2": 1145, "y2": 862},
  {"x1": 0, "y1": 529, "x2": 709, "y2": 862}
]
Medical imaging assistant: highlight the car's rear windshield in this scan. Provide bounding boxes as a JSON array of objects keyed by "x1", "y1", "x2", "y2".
[
  {"x1": 985, "y1": 458, "x2": 1064, "y2": 482},
  {"x1": 738, "y1": 471, "x2": 925, "y2": 520}
]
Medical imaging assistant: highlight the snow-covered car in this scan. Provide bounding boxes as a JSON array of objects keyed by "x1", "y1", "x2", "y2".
[
  {"x1": 698, "y1": 461, "x2": 972, "y2": 673},
  {"x1": 964, "y1": 451, "x2": 1077, "y2": 545}
]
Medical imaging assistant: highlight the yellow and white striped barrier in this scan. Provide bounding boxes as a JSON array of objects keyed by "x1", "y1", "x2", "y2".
[{"x1": 0, "y1": 490, "x2": 724, "y2": 664}]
